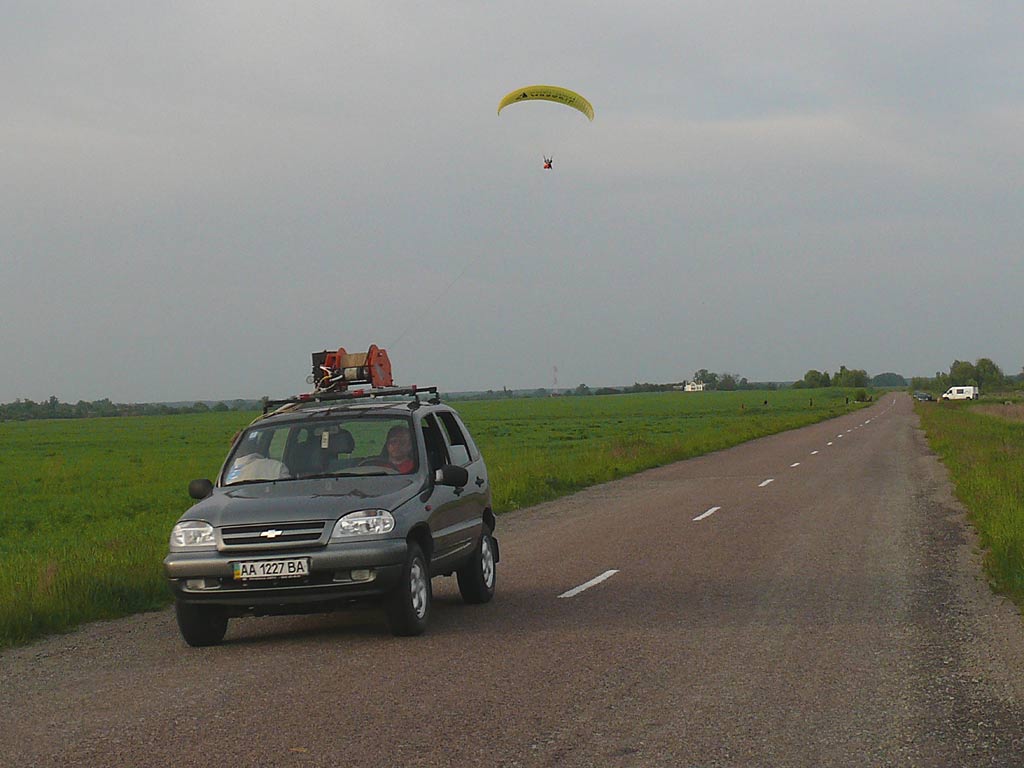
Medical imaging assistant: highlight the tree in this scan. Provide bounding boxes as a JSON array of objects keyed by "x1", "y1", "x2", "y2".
[
  {"x1": 909, "y1": 376, "x2": 933, "y2": 392},
  {"x1": 574, "y1": 383, "x2": 592, "y2": 396},
  {"x1": 948, "y1": 360, "x2": 977, "y2": 387},
  {"x1": 693, "y1": 369, "x2": 718, "y2": 388},
  {"x1": 973, "y1": 358, "x2": 1004, "y2": 391},
  {"x1": 833, "y1": 366, "x2": 868, "y2": 388},
  {"x1": 799, "y1": 370, "x2": 829, "y2": 388},
  {"x1": 718, "y1": 374, "x2": 737, "y2": 391},
  {"x1": 871, "y1": 372, "x2": 907, "y2": 387}
]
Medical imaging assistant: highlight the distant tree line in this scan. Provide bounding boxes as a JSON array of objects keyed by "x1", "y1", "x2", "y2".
[
  {"x1": 688, "y1": 369, "x2": 781, "y2": 391},
  {"x1": 909, "y1": 358, "x2": 1024, "y2": 394},
  {"x1": 571, "y1": 373, "x2": 782, "y2": 397},
  {"x1": 0, "y1": 397, "x2": 261, "y2": 421},
  {"x1": 794, "y1": 358, "x2": 1024, "y2": 394},
  {"x1": 792, "y1": 365, "x2": 874, "y2": 389},
  {"x1": 7, "y1": 357, "x2": 1022, "y2": 419}
]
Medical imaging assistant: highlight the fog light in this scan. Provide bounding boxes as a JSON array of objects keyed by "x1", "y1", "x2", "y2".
[
  {"x1": 351, "y1": 569, "x2": 373, "y2": 581},
  {"x1": 185, "y1": 578, "x2": 218, "y2": 590}
]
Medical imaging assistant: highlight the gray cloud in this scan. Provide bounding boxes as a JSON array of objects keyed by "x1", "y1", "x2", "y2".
[{"x1": 1, "y1": 1, "x2": 1021, "y2": 401}]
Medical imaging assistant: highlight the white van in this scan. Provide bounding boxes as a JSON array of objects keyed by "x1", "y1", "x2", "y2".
[{"x1": 941, "y1": 386, "x2": 979, "y2": 400}]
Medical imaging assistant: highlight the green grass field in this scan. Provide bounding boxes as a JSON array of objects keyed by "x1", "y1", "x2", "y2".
[
  {"x1": 915, "y1": 400, "x2": 1024, "y2": 607},
  {"x1": 456, "y1": 390, "x2": 862, "y2": 511},
  {"x1": 0, "y1": 414, "x2": 242, "y2": 646},
  {"x1": 1, "y1": 388, "x2": 865, "y2": 648}
]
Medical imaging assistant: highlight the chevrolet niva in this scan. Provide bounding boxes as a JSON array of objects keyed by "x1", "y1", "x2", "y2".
[{"x1": 164, "y1": 386, "x2": 497, "y2": 646}]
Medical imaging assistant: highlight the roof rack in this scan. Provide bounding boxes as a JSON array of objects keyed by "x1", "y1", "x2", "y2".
[{"x1": 262, "y1": 385, "x2": 440, "y2": 415}]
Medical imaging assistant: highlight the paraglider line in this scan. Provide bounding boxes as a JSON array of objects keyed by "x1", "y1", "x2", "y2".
[{"x1": 389, "y1": 256, "x2": 476, "y2": 348}]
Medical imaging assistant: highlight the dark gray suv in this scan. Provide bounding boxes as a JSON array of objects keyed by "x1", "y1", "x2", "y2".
[{"x1": 164, "y1": 387, "x2": 497, "y2": 646}]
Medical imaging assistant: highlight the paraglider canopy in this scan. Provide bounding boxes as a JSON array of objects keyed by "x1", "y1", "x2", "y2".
[{"x1": 497, "y1": 85, "x2": 594, "y2": 122}]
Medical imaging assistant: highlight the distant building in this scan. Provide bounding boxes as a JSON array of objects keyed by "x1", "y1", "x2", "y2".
[{"x1": 683, "y1": 381, "x2": 706, "y2": 392}]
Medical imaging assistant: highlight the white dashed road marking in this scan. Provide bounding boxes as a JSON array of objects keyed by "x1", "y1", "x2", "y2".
[
  {"x1": 790, "y1": 462, "x2": 800, "y2": 468},
  {"x1": 811, "y1": 450, "x2": 819, "y2": 455},
  {"x1": 693, "y1": 506, "x2": 721, "y2": 522},
  {"x1": 558, "y1": 570, "x2": 620, "y2": 598},
  {"x1": 758, "y1": 478, "x2": 775, "y2": 488}
]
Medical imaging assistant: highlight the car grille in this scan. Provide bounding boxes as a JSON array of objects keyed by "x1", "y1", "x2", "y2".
[{"x1": 220, "y1": 521, "x2": 328, "y2": 550}]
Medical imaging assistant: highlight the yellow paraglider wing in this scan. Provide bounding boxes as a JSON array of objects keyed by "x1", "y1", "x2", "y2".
[{"x1": 497, "y1": 85, "x2": 594, "y2": 121}]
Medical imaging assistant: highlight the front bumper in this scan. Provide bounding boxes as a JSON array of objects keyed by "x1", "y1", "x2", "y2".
[{"x1": 164, "y1": 538, "x2": 409, "y2": 608}]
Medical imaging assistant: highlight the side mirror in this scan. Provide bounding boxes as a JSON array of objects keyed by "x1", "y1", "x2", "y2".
[
  {"x1": 188, "y1": 478, "x2": 214, "y2": 500},
  {"x1": 434, "y1": 465, "x2": 469, "y2": 488}
]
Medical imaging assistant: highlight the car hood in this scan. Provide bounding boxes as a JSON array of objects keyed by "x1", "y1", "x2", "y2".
[{"x1": 181, "y1": 476, "x2": 425, "y2": 526}]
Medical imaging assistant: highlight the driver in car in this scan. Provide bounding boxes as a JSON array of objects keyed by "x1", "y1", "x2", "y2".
[{"x1": 382, "y1": 425, "x2": 415, "y2": 473}]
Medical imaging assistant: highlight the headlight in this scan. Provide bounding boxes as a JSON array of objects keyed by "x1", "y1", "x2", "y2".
[
  {"x1": 169, "y1": 520, "x2": 216, "y2": 550},
  {"x1": 331, "y1": 509, "x2": 395, "y2": 538}
]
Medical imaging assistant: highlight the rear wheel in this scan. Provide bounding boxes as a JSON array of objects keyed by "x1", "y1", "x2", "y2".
[
  {"x1": 385, "y1": 543, "x2": 431, "y2": 636},
  {"x1": 456, "y1": 530, "x2": 496, "y2": 604},
  {"x1": 175, "y1": 601, "x2": 228, "y2": 647}
]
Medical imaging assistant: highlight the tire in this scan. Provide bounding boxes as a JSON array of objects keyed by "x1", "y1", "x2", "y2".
[
  {"x1": 456, "y1": 530, "x2": 496, "y2": 604},
  {"x1": 175, "y1": 601, "x2": 228, "y2": 647},
  {"x1": 385, "y1": 543, "x2": 431, "y2": 636}
]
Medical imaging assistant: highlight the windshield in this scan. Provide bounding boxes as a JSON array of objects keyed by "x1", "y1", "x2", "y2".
[{"x1": 222, "y1": 414, "x2": 418, "y2": 486}]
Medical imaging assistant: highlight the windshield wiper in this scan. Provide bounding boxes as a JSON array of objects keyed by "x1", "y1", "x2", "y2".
[
  {"x1": 295, "y1": 471, "x2": 393, "y2": 480},
  {"x1": 224, "y1": 477, "x2": 289, "y2": 487}
]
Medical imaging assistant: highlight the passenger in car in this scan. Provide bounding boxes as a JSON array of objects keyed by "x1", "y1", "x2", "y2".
[{"x1": 226, "y1": 443, "x2": 290, "y2": 483}]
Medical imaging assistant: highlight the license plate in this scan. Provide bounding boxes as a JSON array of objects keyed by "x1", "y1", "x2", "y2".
[{"x1": 233, "y1": 558, "x2": 310, "y2": 581}]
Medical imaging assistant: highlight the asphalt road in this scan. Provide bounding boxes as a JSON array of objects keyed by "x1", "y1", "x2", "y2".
[{"x1": 3, "y1": 393, "x2": 1023, "y2": 767}]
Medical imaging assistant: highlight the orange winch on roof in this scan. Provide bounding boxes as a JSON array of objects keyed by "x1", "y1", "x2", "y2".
[{"x1": 310, "y1": 344, "x2": 393, "y2": 392}]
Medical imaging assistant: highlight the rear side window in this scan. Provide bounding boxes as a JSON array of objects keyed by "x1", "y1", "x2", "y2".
[
  {"x1": 437, "y1": 411, "x2": 478, "y2": 464},
  {"x1": 419, "y1": 415, "x2": 450, "y2": 472}
]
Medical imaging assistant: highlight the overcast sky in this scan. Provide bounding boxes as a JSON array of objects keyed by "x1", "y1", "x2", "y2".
[{"x1": 2, "y1": 2, "x2": 1021, "y2": 402}]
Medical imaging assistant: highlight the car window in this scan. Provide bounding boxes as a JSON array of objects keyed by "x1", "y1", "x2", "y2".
[
  {"x1": 447, "y1": 444, "x2": 470, "y2": 465},
  {"x1": 223, "y1": 414, "x2": 415, "y2": 484},
  {"x1": 224, "y1": 428, "x2": 291, "y2": 484},
  {"x1": 437, "y1": 411, "x2": 476, "y2": 463},
  {"x1": 419, "y1": 415, "x2": 450, "y2": 473},
  {"x1": 268, "y1": 428, "x2": 288, "y2": 461}
]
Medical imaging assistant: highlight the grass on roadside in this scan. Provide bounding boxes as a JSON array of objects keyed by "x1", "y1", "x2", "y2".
[{"x1": 915, "y1": 400, "x2": 1024, "y2": 607}]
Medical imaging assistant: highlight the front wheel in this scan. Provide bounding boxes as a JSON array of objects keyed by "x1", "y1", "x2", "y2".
[
  {"x1": 385, "y1": 543, "x2": 431, "y2": 636},
  {"x1": 456, "y1": 531, "x2": 497, "y2": 604},
  {"x1": 175, "y1": 601, "x2": 228, "y2": 647}
]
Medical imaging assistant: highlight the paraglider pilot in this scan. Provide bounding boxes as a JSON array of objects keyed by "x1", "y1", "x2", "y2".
[{"x1": 543, "y1": 156, "x2": 553, "y2": 170}]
